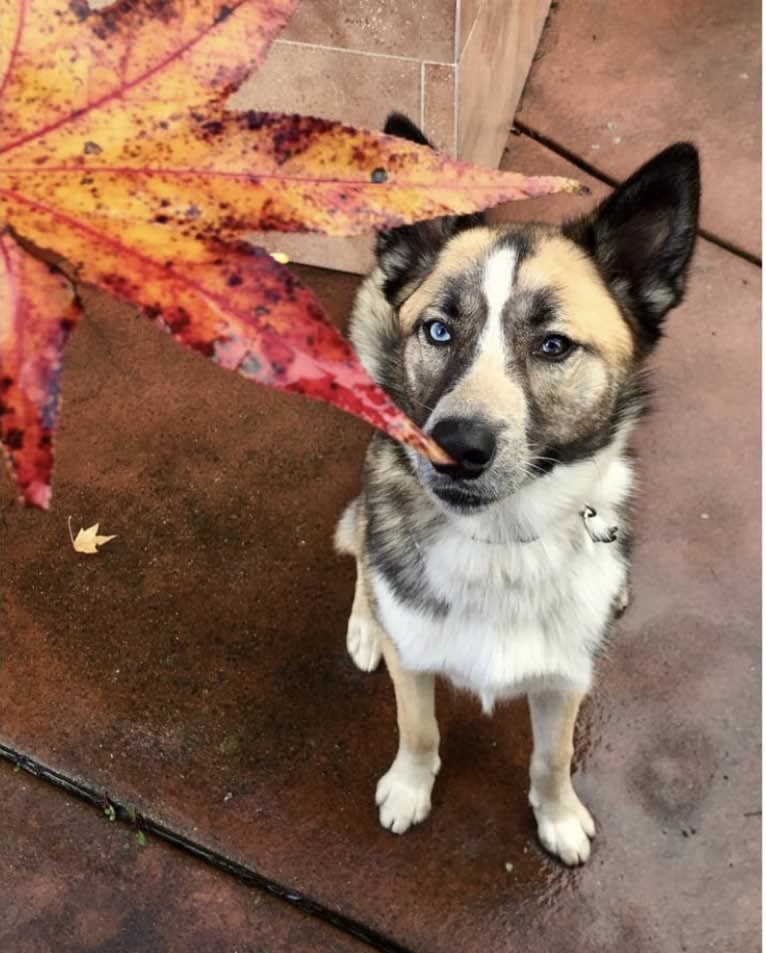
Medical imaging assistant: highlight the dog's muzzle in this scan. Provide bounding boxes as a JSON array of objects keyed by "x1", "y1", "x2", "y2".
[{"x1": 429, "y1": 417, "x2": 497, "y2": 481}]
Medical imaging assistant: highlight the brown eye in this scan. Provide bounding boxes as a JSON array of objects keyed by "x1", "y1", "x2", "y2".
[{"x1": 536, "y1": 334, "x2": 575, "y2": 361}]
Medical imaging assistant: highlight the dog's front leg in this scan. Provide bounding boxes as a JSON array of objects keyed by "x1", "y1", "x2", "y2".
[
  {"x1": 376, "y1": 634, "x2": 440, "y2": 834},
  {"x1": 527, "y1": 689, "x2": 595, "y2": 865}
]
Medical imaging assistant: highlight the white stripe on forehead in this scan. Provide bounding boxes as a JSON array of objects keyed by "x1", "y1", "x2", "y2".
[
  {"x1": 478, "y1": 246, "x2": 517, "y2": 355},
  {"x1": 432, "y1": 243, "x2": 524, "y2": 423},
  {"x1": 483, "y1": 246, "x2": 517, "y2": 318}
]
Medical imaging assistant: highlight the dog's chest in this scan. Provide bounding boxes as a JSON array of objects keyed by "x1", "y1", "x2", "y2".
[{"x1": 372, "y1": 518, "x2": 626, "y2": 708}]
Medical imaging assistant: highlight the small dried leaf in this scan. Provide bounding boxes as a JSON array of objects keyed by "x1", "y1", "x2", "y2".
[{"x1": 69, "y1": 518, "x2": 117, "y2": 554}]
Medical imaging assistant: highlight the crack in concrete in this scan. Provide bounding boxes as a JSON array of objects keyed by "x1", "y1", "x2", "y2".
[
  {"x1": 0, "y1": 744, "x2": 414, "y2": 953},
  {"x1": 512, "y1": 120, "x2": 762, "y2": 269}
]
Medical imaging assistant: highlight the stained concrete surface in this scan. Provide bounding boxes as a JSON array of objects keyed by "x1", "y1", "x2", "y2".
[
  {"x1": 518, "y1": 0, "x2": 762, "y2": 257},
  {"x1": 0, "y1": 761, "x2": 367, "y2": 953}
]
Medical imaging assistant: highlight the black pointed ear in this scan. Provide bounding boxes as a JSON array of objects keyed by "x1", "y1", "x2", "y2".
[
  {"x1": 564, "y1": 143, "x2": 700, "y2": 347},
  {"x1": 383, "y1": 111, "x2": 432, "y2": 146},
  {"x1": 376, "y1": 112, "x2": 485, "y2": 305}
]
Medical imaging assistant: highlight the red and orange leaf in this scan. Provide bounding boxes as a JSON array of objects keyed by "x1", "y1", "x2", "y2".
[
  {"x1": 4, "y1": 111, "x2": 586, "y2": 247},
  {"x1": 0, "y1": 0, "x2": 296, "y2": 149},
  {"x1": 0, "y1": 0, "x2": 586, "y2": 506},
  {"x1": 0, "y1": 230, "x2": 82, "y2": 508},
  {"x1": 1, "y1": 193, "x2": 451, "y2": 467}
]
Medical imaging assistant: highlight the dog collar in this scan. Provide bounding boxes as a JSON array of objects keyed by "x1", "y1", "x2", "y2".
[
  {"x1": 469, "y1": 505, "x2": 619, "y2": 546},
  {"x1": 581, "y1": 505, "x2": 619, "y2": 543}
]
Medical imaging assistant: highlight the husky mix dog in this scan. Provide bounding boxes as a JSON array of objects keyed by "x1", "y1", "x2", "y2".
[{"x1": 335, "y1": 114, "x2": 700, "y2": 865}]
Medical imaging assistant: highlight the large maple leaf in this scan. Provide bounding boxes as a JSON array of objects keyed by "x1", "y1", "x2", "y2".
[{"x1": 0, "y1": 0, "x2": 585, "y2": 508}]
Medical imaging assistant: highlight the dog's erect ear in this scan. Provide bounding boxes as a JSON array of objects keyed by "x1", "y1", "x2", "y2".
[
  {"x1": 376, "y1": 112, "x2": 485, "y2": 306},
  {"x1": 565, "y1": 143, "x2": 700, "y2": 347},
  {"x1": 383, "y1": 111, "x2": 432, "y2": 147}
]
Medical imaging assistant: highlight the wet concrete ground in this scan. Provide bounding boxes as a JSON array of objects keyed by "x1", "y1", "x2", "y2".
[
  {"x1": 0, "y1": 761, "x2": 366, "y2": 953},
  {"x1": 1, "y1": 1, "x2": 760, "y2": 951}
]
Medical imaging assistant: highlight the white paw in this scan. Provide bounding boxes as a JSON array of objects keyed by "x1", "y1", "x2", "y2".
[
  {"x1": 346, "y1": 612, "x2": 382, "y2": 672},
  {"x1": 531, "y1": 795, "x2": 595, "y2": 866},
  {"x1": 375, "y1": 754, "x2": 440, "y2": 835}
]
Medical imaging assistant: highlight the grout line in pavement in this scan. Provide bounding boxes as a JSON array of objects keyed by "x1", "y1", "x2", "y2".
[
  {"x1": 511, "y1": 121, "x2": 762, "y2": 269},
  {"x1": 0, "y1": 744, "x2": 415, "y2": 953}
]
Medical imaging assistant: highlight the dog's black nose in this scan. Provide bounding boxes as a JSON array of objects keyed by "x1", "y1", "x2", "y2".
[{"x1": 430, "y1": 418, "x2": 497, "y2": 480}]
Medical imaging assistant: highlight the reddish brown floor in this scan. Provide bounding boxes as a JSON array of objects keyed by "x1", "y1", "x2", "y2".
[
  {"x1": 1, "y1": 2, "x2": 760, "y2": 951},
  {"x1": 518, "y1": 0, "x2": 762, "y2": 256},
  {"x1": 0, "y1": 762, "x2": 366, "y2": 953}
]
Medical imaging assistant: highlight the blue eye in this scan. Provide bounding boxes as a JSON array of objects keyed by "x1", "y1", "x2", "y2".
[
  {"x1": 537, "y1": 334, "x2": 574, "y2": 360},
  {"x1": 424, "y1": 320, "x2": 453, "y2": 345}
]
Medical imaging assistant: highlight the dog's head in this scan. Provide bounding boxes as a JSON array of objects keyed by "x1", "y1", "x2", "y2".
[{"x1": 355, "y1": 114, "x2": 700, "y2": 514}]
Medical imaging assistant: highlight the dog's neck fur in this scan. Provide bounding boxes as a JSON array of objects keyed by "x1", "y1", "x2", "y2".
[
  {"x1": 396, "y1": 419, "x2": 633, "y2": 548},
  {"x1": 462, "y1": 449, "x2": 628, "y2": 546}
]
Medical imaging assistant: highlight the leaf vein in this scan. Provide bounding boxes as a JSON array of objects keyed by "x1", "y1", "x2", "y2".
[
  {"x1": 0, "y1": 0, "x2": 27, "y2": 109},
  {"x1": 0, "y1": 0, "x2": 251, "y2": 158}
]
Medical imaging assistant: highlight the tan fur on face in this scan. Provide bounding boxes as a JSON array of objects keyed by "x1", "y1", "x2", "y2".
[
  {"x1": 518, "y1": 236, "x2": 635, "y2": 366},
  {"x1": 431, "y1": 328, "x2": 528, "y2": 439},
  {"x1": 399, "y1": 228, "x2": 496, "y2": 331}
]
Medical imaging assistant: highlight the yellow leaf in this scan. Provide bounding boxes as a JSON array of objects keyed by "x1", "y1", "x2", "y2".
[
  {"x1": 68, "y1": 516, "x2": 117, "y2": 554},
  {"x1": 1, "y1": 0, "x2": 583, "y2": 508}
]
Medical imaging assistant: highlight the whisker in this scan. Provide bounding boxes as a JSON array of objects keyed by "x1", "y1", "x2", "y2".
[{"x1": 408, "y1": 395, "x2": 438, "y2": 415}]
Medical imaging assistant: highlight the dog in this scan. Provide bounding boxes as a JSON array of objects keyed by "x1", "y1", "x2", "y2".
[{"x1": 335, "y1": 113, "x2": 700, "y2": 865}]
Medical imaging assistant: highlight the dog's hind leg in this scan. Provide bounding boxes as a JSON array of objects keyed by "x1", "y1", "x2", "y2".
[
  {"x1": 334, "y1": 497, "x2": 361, "y2": 557},
  {"x1": 346, "y1": 564, "x2": 383, "y2": 672},
  {"x1": 614, "y1": 578, "x2": 632, "y2": 617},
  {"x1": 335, "y1": 497, "x2": 382, "y2": 672},
  {"x1": 376, "y1": 633, "x2": 440, "y2": 834},
  {"x1": 528, "y1": 689, "x2": 595, "y2": 866}
]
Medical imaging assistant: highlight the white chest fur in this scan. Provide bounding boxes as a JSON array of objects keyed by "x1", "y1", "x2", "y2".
[{"x1": 371, "y1": 450, "x2": 633, "y2": 711}]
